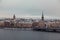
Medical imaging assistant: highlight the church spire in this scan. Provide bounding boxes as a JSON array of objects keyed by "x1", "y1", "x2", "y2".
[
  {"x1": 41, "y1": 11, "x2": 44, "y2": 21},
  {"x1": 13, "y1": 14, "x2": 16, "y2": 20}
]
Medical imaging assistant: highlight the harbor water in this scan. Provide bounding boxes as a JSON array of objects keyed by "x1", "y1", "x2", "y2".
[{"x1": 0, "y1": 28, "x2": 60, "y2": 40}]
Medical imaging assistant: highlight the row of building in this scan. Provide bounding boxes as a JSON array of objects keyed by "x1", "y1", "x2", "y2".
[
  {"x1": 32, "y1": 12, "x2": 60, "y2": 29},
  {"x1": 0, "y1": 14, "x2": 33, "y2": 28},
  {"x1": 0, "y1": 13, "x2": 60, "y2": 28}
]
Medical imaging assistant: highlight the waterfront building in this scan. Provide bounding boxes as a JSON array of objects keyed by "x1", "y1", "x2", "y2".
[
  {"x1": 32, "y1": 11, "x2": 46, "y2": 29},
  {"x1": 0, "y1": 21, "x2": 5, "y2": 27},
  {"x1": 16, "y1": 21, "x2": 32, "y2": 28},
  {"x1": 47, "y1": 21, "x2": 60, "y2": 29},
  {"x1": 4, "y1": 21, "x2": 10, "y2": 27},
  {"x1": 38, "y1": 11, "x2": 46, "y2": 28}
]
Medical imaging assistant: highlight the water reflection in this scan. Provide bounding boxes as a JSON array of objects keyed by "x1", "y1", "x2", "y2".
[
  {"x1": 3, "y1": 28, "x2": 32, "y2": 31},
  {"x1": 0, "y1": 28, "x2": 60, "y2": 40}
]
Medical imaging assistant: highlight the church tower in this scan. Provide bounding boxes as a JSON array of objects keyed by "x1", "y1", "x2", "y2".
[
  {"x1": 41, "y1": 11, "x2": 44, "y2": 21},
  {"x1": 13, "y1": 14, "x2": 16, "y2": 20}
]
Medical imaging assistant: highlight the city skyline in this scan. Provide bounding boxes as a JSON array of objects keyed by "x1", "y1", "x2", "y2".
[{"x1": 0, "y1": 0, "x2": 60, "y2": 19}]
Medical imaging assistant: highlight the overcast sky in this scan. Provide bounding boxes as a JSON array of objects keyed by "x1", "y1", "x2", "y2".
[{"x1": 0, "y1": 0, "x2": 60, "y2": 19}]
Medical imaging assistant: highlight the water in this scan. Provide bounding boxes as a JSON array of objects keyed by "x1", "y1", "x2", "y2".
[{"x1": 0, "y1": 28, "x2": 60, "y2": 40}]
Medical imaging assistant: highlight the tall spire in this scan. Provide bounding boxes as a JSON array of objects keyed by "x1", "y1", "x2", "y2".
[
  {"x1": 41, "y1": 11, "x2": 44, "y2": 21},
  {"x1": 13, "y1": 14, "x2": 16, "y2": 20}
]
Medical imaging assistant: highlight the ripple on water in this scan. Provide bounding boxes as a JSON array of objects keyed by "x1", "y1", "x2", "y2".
[{"x1": 0, "y1": 28, "x2": 60, "y2": 40}]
